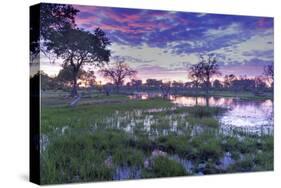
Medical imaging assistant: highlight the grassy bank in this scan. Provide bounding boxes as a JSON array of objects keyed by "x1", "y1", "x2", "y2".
[{"x1": 180, "y1": 90, "x2": 273, "y2": 100}]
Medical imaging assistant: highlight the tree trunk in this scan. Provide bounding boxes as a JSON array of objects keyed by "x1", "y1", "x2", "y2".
[
  {"x1": 115, "y1": 83, "x2": 121, "y2": 93},
  {"x1": 71, "y1": 71, "x2": 78, "y2": 97},
  {"x1": 205, "y1": 96, "x2": 209, "y2": 107},
  {"x1": 206, "y1": 75, "x2": 210, "y2": 96}
]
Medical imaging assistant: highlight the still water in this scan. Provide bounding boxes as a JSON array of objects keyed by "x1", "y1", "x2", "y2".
[{"x1": 129, "y1": 93, "x2": 273, "y2": 135}]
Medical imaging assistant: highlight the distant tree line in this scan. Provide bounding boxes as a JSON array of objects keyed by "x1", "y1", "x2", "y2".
[{"x1": 40, "y1": 64, "x2": 273, "y2": 97}]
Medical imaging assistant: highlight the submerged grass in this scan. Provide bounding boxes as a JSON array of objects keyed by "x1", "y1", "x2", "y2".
[
  {"x1": 40, "y1": 129, "x2": 145, "y2": 184},
  {"x1": 40, "y1": 94, "x2": 273, "y2": 183},
  {"x1": 143, "y1": 156, "x2": 186, "y2": 178},
  {"x1": 187, "y1": 117, "x2": 219, "y2": 127},
  {"x1": 41, "y1": 98, "x2": 173, "y2": 134},
  {"x1": 186, "y1": 106, "x2": 227, "y2": 118}
]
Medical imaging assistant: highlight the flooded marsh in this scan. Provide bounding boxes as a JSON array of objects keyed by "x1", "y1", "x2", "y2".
[{"x1": 40, "y1": 93, "x2": 273, "y2": 184}]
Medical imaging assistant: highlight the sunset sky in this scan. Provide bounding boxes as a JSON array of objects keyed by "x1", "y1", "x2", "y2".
[{"x1": 41, "y1": 4, "x2": 274, "y2": 83}]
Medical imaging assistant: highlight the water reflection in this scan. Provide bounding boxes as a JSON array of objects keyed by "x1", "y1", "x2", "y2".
[
  {"x1": 171, "y1": 96, "x2": 235, "y2": 107},
  {"x1": 129, "y1": 92, "x2": 161, "y2": 100},
  {"x1": 128, "y1": 92, "x2": 273, "y2": 134},
  {"x1": 220, "y1": 101, "x2": 273, "y2": 127}
]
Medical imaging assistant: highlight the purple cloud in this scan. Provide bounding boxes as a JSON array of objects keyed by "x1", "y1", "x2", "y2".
[{"x1": 71, "y1": 4, "x2": 273, "y2": 80}]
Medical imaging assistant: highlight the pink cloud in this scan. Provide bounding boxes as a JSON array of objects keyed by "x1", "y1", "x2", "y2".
[
  {"x1": 85, "y1": 24, "x2": 146, "y2": 34},
  {"x1": 256, "y1": 18, "x2": 271, "y2": 29},
  {"x1": 103, "y1": 9, "x2": 142, "y2": 23},
  {"x1": 74, "y1": 5, "x2": 175, "y2": 34},
  {"x1": 75, "y1": 17, "x2": 99, "y2": 26},
  {"x1": 73, "y1": 5, "x2": 99, "y2": 13}
]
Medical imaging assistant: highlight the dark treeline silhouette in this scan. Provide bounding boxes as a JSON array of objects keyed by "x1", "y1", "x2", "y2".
[
  {"x1": 40, "y1": 71, "x2": 272, "y2": 97},
  {"x1": 40, "y1": 51, "x2": 273, "y2": 98}
]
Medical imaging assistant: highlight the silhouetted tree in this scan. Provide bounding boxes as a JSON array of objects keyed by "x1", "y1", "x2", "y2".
[
  {"x1": 172, "y1": 81, "x2": 184, "y2": 94},
  {"x1": 264, "y1": 64, "x2": 273, "y2": 78},
  {"x1": 224, "y1": 74, "x2": 236, "y2": 89},
  {"x1": 46, "y1": 26, "x2": 111, "y2": 97},
  {"x1": 264, "y1": 64, "x2": 274, "y2": 88},
  {"x1": 199, "y1": 54, "x2": 221, "y2": 95},
  {"x1": 80, "y1": 70, "x2": 96, "y2": 88},
  {"x1": 100, "y1": 58, "x2": 137, "y2": 93},
  {"x1": 160, "y1": 82, "x2": 171, "y2": 98},
  {"x1": 232, "y1": 78, "x2": 255, "y2": 91},
  {"x1": 188, "y1": 63, "x2": 203, "y2": 89},
  {"x1": 184, "y1": 82, "x2": 193, "y2": 88},
  {"x1": 254, "y1": 77, "x2": 267, "y2": 91},
  {"x1": 30, "y1": 4, "x2": 79, "y2": 60},
  {"x1": 131, "y1": 79, "x2": 142, "y2": 92},
  {"x1": 213, "y1": 79, "x2": 223, "y2": 90},
  {"x1": 146, "y1": 79, "x2": 162, "y2": 88},
  {"x1": 57, "y1": 66, "x2": 95, "y2": 90},
  {"x1": 57, "y1": 65, "x2": 84, "y2": 87},
  {"x1": 103, "y1": 83, "x2": 113, "y2": 96},
  {"x1": 188, "y1": 54, "x2": 220, "y2": 94},
  {"x1": 38, "y1": 71, "x2": 61, "y2": 90}
]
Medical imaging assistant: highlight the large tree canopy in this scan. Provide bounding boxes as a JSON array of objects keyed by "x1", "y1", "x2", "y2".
[
  {"x1": 47, "y1": 26, "x2": 111, "y2": 96},
  {"x1": 30, "y1": 4, "x2": 79, "y2": 60},
  {"x1": 57, "y1": 64, "x2": 85, "y2": 84}
]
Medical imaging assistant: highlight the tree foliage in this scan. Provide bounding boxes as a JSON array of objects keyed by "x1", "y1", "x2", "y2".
[
  {"x1": 46, "y1": 26, "x2": 111, "y2": 96},
  {"x1": 30, "y1": 4, "x2": 79, "y2": 60},
  {"x1": 264, "y1": 64, "x2": 273, "y2": 79},
  {"x1": 57, "y1": 65, "x2": 84, "y2": 84},
  {"x1": 146, "y1": 79, "x2": 162, "y2": 88},
  {"x1": 189, "y1": 54, "x2": 220, "y2": 93},
  {"x1": 264, "y1": 64, "x2": 274, "y2": 88},
  {"x1": 199, "y1": 54, "x2": 221, "y2": 92},
  {"x1": 160, "y1": 82, "x2": 172, "y2": 98},
  {"x1": 188, "y1": 63, "x2": 204, "y2": 89},
  {"x1": 224, "y1": 74, "x2": 236, "y2": 88},
  {"x1": 100, "y1": 58, "x2": 137, "y2": 92}
]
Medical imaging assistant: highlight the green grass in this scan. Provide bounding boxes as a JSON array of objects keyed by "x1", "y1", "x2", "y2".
[
  {"x1": 41, "y1": 130, "x2": 115, "y2": 184},
  {"x1": 186, "y1": 117, "x2": 219, "y2": 127},
  {"x1": 40, "y1": 91, "x2": 273, "y2": 184},
  {"x1": 189, "y1": 132, "x2": 223, "y2": 161},
  {"x1": 112, "y1": 147, "x2": 144, "y2": 167},
  {"x1": 156, "y1": 135, "x2": 191, "y2": 156},
  {"x1": 143, "y1": 156, "x2": 186, "y2": 178},
  {"x1": 191, "y1": 106, "x2": 226, "y2": 116},
  {"x1": 41, "y1": 98, "x2": 173, "y2": 134}
]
